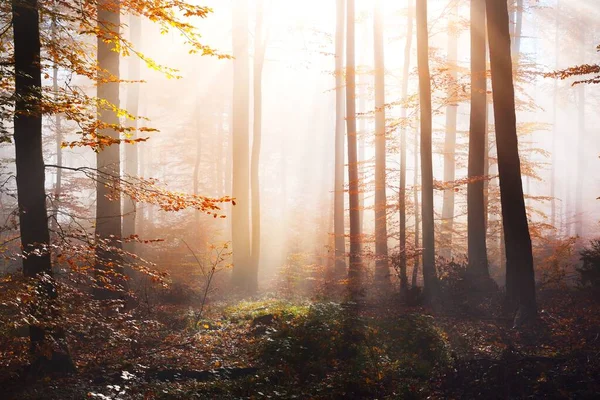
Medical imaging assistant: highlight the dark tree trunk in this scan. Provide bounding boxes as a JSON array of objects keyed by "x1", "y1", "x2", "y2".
[
  {"x1": 467, "y1": 0, "x2": 489, "y2": 276},
  {"x1": 334, "y1": 0, "x2": 346, "y2": 277},
  {"x1": 399, "y1": 0, "x2": 414, "y2": 292},
  {"x1": 230, "y1": 0, "x2": 254, "y2": 294},
  {"x1": 123, "y1": 15, "x2": 141, "y2": 254},
  {"x1": 486, "y1": 0, "x2": 536, "y2": 321},
  {"x1": 96, "y1": 0, "x2": 126, "y2": 299},
  {"x1": 373, "y1": 0, "x2": 389, "y2": 284},
  {"x1": 416, "y1": 0, "x2": 438, "y2": 298},
  {"x1": 440, "y1": 1, "x2": 458, "y2": 260},
  {"x1": 346, "y1": 0, "x2": 363, "y2": 286},
  {"x1": 251, "y1": 0, "x2": 266, "y2": 286},
  {"x1": 13, "y1": 0, "x2": 74, "y2": 373}
]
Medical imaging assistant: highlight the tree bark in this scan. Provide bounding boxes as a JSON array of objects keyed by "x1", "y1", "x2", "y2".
[
  {"x1": 96, "y1": 0, "x2": 126, "y2": 298},
  {"x1": 486, "y1": 0, "x2": 536, "y2": 320},
  {"x1": 13, "y1": 0, "x2": 74, "y2": 372},
  {"x1": 373, "y1": 0, "x2": 389, "y2": 284},
  {"x1": 51, "y1": 13, "x2": 62, "y2": 237},
  {"x1": 416, "y1": 0, "x2": 438, "y2": 298},
  {"x1": 575, "y1": 25, "x2": 586, "y2": 238},
  {"x1": 412, "y1": 129, "x2": 420, "y2": 288},
  {"x1": 334, "y1": 0, "x2": 346, "y2": 276},
  {"x1": 346, "y1": 0, "x2": 362, "y2": 286},
  {"x1": 123, "y1": 15, "x2": 141, "y2": 254},
  {"x1": 231, "y1": 0, "x2": 254, "y2": 294},
  {"x1": 467, "y1": 0, "x2": 489, "y2": 276},
  {"x1": 399, "y1": 0, "x2": 414, "y2": 291},
  {"x1": 251, "y1": 0, "x2": 266, "y2": 287},
  {"x1": 550, "y1": 0, "x2": 560, "y2": 232},
  {"x1": 440, "y1": 1, "x2": 458, "y2": 260}
]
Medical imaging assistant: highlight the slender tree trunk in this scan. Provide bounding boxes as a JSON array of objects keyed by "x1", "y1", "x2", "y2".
[
  {"x1": 514, "y1": 0, "x2": 523, "y2": 57},
  {"x1": 440, "y1": 1, "x2": 458, "y2": 260},
  {"x1": 486, "y1": 0, "x2": 536, "y2": 321},
  {"x1": 251, "y1": 0, "x2": 266, "y2": 287},
  {"x1": 416, "y1": 0, "x2": 437, "y2": 298},
  {"x1": 346, "y1": 0, "x2": 362, "y2": 286},
  {"x1": 334, "y1": 0, "x2": 346, "y2": 276},
  {"x1": 412, "y1": 129, "x2": 420, "y2": 288},
  {"x1": 230, "y1": 0, "x2": 254, "y2": 294},
  {"x1": 373, "y1": 0, "x2": 389, "y2": 284},
  {"x1": 399, "y1": 0, "x2": 414, "y2": 291},
  {"x1": 575, "y1": 25, "x2": 586, "y2": 238},
  {"x1": 550, "y1": 0, "x2": 560, "y2": 231},
  {"x1": 467, "y1": 0, "x2": 489, "y2": 276},
  {"x1": 51, "y1": 14, "x2": 62, "y2": 237},
  {"x1": 13, "y1": 0, "x2": 74, "y2": 372},
  {"x1": 123, "y1": 15, "x2": 141, "y2": 253},
  {"x1": 358, "y1": 25, "x2": 366, "y2": 236},
  {"x1": 193, "y1": 93, "x2": 201, "y2": 231},
  {"x1": 96, "y1": 0, "x2": 126, "y2": 298}
]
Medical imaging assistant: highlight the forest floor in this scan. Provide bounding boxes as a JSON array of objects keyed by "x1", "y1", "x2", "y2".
[{"x1": 2, "y1": 287, "x2": 600, "y2": 399}]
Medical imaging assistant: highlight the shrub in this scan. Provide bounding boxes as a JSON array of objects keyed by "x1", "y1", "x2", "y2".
[{"x1": 578, "y1": 239, "x2": 600, "y2": 289}]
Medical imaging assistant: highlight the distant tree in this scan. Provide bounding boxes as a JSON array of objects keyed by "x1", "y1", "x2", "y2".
[
  {"x1": 486, "y1": 0, "x2": 536, "y2": 322},
  {"x1": 467, "y1": 0, "x2": 489, "y2": 277},
  {"x1": 416, "y1": 0, "x2": 438, "y2": 298},
  {"x1": 123, "y1": 14, "x2": 142, "y2": 254},
  {"x1": 95, "y1": 0, "x2": 126, "y2": 299},
  {"x1": 251, "y1": 0, "x2": 267, "y2": 286},
  {"x1": 231, "y1": 0, "x2": 254, "y2": 294},
  {"x1": 346, "y1": 0, "x2": 362, "y2": 286},
  {"x1": 334, "y1": 0, "x2": 346, "y2": 276},
  {"x1": 398, "y1": 0, "x2": 414, "y2": 292},
  {"x1": 440, "y1": 1, "x2": 458, "y2": 260},
  {"x1": 373, "y1": 0, "x2": 389, "y2": 284}
]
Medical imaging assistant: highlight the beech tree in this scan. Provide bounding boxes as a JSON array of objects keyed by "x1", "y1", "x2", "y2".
[
  {"x1": 346, "y1": 0, "x2": 362, "y2": 285},
  {"x1": 373, "y1": 0, "x2": 388, "y2": 284},
  {"x1": 251, "y1": 0, "x2": 267, "y2": 287},
  {"x1": 440, "y1": 1, "x2": 458, "y2": 260},
  {"x1": 123, "y1": 14, "x2": 142, "y2": 254},
  {"x1": 12, "y1": 0, "x2": 74, "y2": 372},
  {"x1": 486, "y1": 0, "x2": 536, "y2": 321},
  {"x1": 333, "y1": 0, "x2": 346, "y2": 276},
  {"x1": 416, "y1": 0, "x2": 438, "y2": 298},
  {"x1": 398, "y1": 0, "x2": 414, "y2": 291},
  {"x1": 230, "y1": 0, "x2": 254, "y2": 294},
  {"x1": 467, "y1": 0, "x2": 489, "y2": 277},
  {"x1": 95, "y1": 0, "x2": 126, "y2": 298}
]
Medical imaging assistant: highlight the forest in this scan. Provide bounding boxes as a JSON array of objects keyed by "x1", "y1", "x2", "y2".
[{"x1": 1, "y1": 0, "x2": 600, "y2": 398}]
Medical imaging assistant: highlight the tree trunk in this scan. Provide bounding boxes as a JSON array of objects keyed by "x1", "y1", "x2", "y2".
[
  {"x1": 486, "y1": 0, "x2": 536, "y2": 321},
  {"x1": 412, "y1": 129, "x2": 420, "y2": 288},
  {"x1": 373, "y1": 0, "x2": 389, "y2": 284},
  {"x1": 467, "y1": 0, "x2": 489, "y2": 276},
  {"x1": 51, "y1": 13, "x2": 62, "y2": 238},
  {"x1": 416, "y1": 0, "x2": 438, "y2": 298},
  {"x1": 575, "y1": 25, "x2": 586, "y2": 238},
  {"x1": 123, "y1": 15, "x2": 141, "y2": 254},
  {"x1": 550, "y1": 0, "x2": 560, "y2": 231},
  {"x1": 440, "y1": 1, "x2": 458, "y2": 261},
  {"x1": 12, "y1": 0, "x2": 74, "y2": 372},
  {"x1": 399, "y1": 0, "x2": 414, "y2": 291},
  {"x1": 251, "y1": 0, "x2": 266, "y2": 287},
  {"x1": 346, "y1": 0, "x2": 362, "y2": 286},
  {"x1": 96, "y1": 0, "x2": 126, "y2": 299},
  {"x1": 334, "y1": 0, "x2": 346, "y2": 276},
  {"x1": 231, "y1": 0, "x2": 254, "y2": 294}
]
